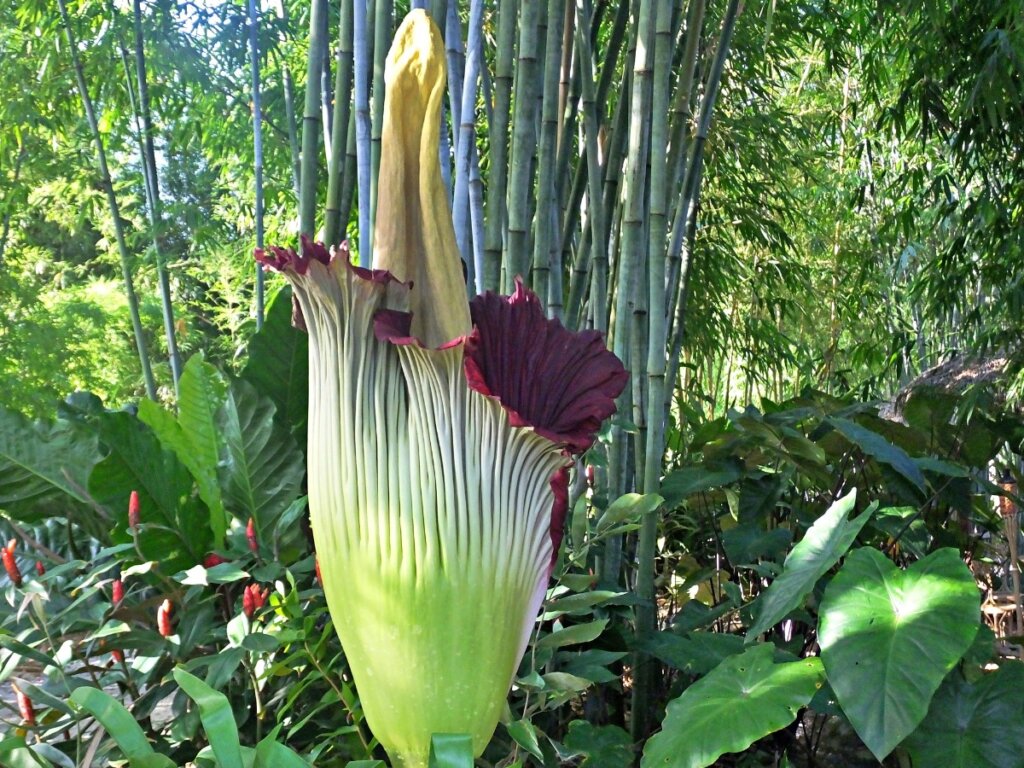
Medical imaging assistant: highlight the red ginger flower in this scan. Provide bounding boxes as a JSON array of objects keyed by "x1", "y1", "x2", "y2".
[
  {"x1": 203, "y1": 553, "x2": 228, "y2": 569},
  {"x1": 3, "y1": 539, "x2": 22, "y2": 587},
  {"x1": 112, "y1": 578, "x2": 125, "y2": 605},
  {"x1": 112, "y1": 648, "x2": 124, "y2": 664},
  {"x1": 246, "y1": 518, "x2": 258, "y2": 553},
  {"x1": 12, "y1": 683, "x2": 34, "y2": 725},
  {"x1": 128, "y1": 490, "x2": 141, "y2": 529},
  {"x1": 157, "y1": 599, "x2": 173, "y2": 637},
  {"x1": 242, "y1": 583, "x2": 269, "y2": 619},
  {"x1": 35, "y1": 561, "x2": 45, "y2": 576}
]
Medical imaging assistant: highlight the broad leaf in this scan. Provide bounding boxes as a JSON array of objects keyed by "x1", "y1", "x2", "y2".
[
  {"x1": 659, "y1": 462, "x2": 743, "y2": 507},
  {"x1": 746, "y1": 490, "x2": 872, "y2": 640},
  {"x1": 218, "y1": 379, "x2": 304, "y2": 539},
  {"x1": 902, "y1": 663, "x2": 1024, "y2": 768},
  {"x1": 641, "y1": 644, "x2": 824, "y2": 768},
  {"x1": 564, "y1": 721, "x2": 633, "y2": 768},
  {"x1": 88, "y1": 411, "x2": 210, "y2": 570},
  {"x1": 428, "y1": 734, "x2": 474, "y2": 768},
  {"x1": 0, "y1": 406, "x2": 99, "y2": 519},
  {"x1": 828, "y1": 417, "x2": 926, "y2": 494},
  {"x1": 139, "y1": 354, "x2": 229, "y2": 543},
  {"x1": 818, "y1": 547, "x2": 979, "y2": 761},
  {"x1": 597, "y1": 493, "x2": 663, "y2": 533},
  {"x1": 242, "y1": 285, "x2": 308, "y2": 439}
]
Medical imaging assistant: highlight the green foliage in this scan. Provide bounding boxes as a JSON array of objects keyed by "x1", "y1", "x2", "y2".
[
  {"x1": 818, "y1": 548, "x2": 981, "y2": 761},
  {"x1": 641, "y1": 645, "x2": 824, "y2": 768}
]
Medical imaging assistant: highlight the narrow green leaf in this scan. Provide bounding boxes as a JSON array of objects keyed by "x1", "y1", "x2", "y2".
[
  {"x1": 0, "y1": 736, "x2": 54, "y2": 767},
  {"x1": 506, "y1": 720, "x2": 543, "y2": 761},
  {"x1": 597, "y1": 493, "x2": 663, "y2": 533},
  {"x1": 828, "y1": 417, "x2": 926, "y2": 493},
  {"x1": 69, "y1": 687, "x2": 175, "y2": 767},
  {"x1": 173, "y1": 667, "x2": 244, "y2": 768},
  {"x1": 536, "y1": 619, "x2": 608, "y2": 650},
  {"x1": 746, "y1": 490, "x2": 873, "y2": 640}
]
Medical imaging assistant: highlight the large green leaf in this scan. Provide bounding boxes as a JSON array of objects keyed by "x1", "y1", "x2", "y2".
[
  {"x1": 641, "y1": 645, "x2": 824, "y2": 768},
  {"x1": 828, "y1": 417, "x2": 926, "y2": 494},
  {"x1": 746, "y1": 490, "x2": 872, "y2": 640},
  {"x1": 218, "y1": 378, "x2": 304, "y2": 540},
  {"x1": 0, "y1": 406, "x2": 99, "y2": 519},
  {"x1": 173, "y1": 667, "x2": 244, "y2": 768},
  {"x1": 242, "y1": 286, "x2": 308, "y2": 438},
  {"x1": 139, "y1": 354, "x2": 229, "y2": 544},
  {"x1": 69, "y1": 687, "x2": 175, "y2": 768},
  {"x1": 88, "y1": 411, "x2": 210, "y2": 570},
  {"x1": 818, "y1": 547, "x2": 979, "y2": 761},
  {"x1": 902, "y1": 663, "x2": 1024, "y2": 768}
]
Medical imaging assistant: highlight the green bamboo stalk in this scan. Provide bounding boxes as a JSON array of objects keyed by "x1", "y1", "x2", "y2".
[
  {"x1": 504, "y1": 0, "x2": 543, "y2": 292},
  {"x1": 633, "y1": 0, "x2": 674, "y2": 742},
  {"x1": 320, "y1": 5, "x2": 333, "y2": 157},
  {"x1": 666, "y1": 0, "x2": 741, "y2": 346},
  {"x1": 453, "y1": 0, "x2": 485, "y2": 291},
  {"x1": 573, "y1": 0, "x2": 607, "y2": 334},
  {"x1": 273, "y1": 0, "x2": 302, "y2": 201},
  {"x1": 531, "y1": 0, "x2": 565, "y2": 311},
  {"x1": 370, "y1": 0, "x2": 393, "y2": 247},
  {"x1": 325, "y1": 0, "x2": 355, "y2": 247},
  {"x1": 340, "y1": 109, "x2": 358, "y2": 237},
  {"x1": 482, "y1": 0, "x2": 518, "y2": 291},
  {"x1": 56, "y1": 0, "x2": 157, "y2": 401},
  {"x1": 353, "y1": 0, "x2": 371, "y2": 261},
  {"x1": 132, "y1": 0, "x2": 182, "y2": 390},
  {"x1": 299, "y1": 0, "x2": 327, "y2": 238},
  {"x1": 248, "y1": 0, "x2": 266, "y2": 328}
]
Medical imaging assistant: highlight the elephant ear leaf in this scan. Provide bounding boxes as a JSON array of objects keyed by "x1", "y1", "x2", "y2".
[
  {"x1": 641, "y1": 645, "x2": 824, "y2": 768},
  {"x1": 902, "y1": 663, "x2": 1024, "y2": 768},
  {"x1": 818, "y1": 547, "x2": 980, "y2": 762}
]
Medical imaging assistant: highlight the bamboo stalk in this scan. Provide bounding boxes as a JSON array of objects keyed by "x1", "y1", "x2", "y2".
[
  {"x1": 575, "y1": 0, "x2": 610, "y2": 335},
  {"x1": 320, "y1": 5, "x2": 334, "y2": 158},
  {"x1": 353, "y1": 0, "x2": 372, "y2": 261},
  {"x1": 504, "y1": 0, "x2": 542, "y2": 292},
  {"x1": 369, "y1": 0, "x2": 393, "y2": 251},
  {"x1": 273, "y1": 0, "x2": 302, "y2": 201},
  {"x1": 530, "y1": 0, "x2": 565, "y2": 311},
  {"x1": 453, "y1": 0, "x2": 485, "y2": 293},
  {"x1": 482, "y1": 0, "x2": 518, "y2": 291},
  {"x1": 633, "y1": 0, "x2": 675, "y2": 742},
  {"x1": 132, "y1": 0, "x2": 182, "y2": 390},
  {"x1": 325, "y1": 0, "x2": 355, "y2": 247},
  {"x1": 247, "y1": 0, "x2": 266, "y2": 328},
  {"x1": 299, "y1": 0, "x2": 327, "y2": 239},
  {"x1": 56, "y1": 0, "x2": 157, "y2": 400},
  {"x1": 664, "y1": 0, "x2": 706, "y2": 330}
]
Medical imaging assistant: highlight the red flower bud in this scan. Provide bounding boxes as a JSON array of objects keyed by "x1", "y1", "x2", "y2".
[
  {"x1": 242, "y1": 583, "x2": 269, "y2": 619},
  {"x1": 157, "y1": 599, "x2": 173, "y2": 637},
  {"x1": 112, "y1": 578, "x2": 125, "y2": 606},
  {"x1": 35, "y1": 561, "x2": 45, "y2": 576},
  {"x1": 315, "y1": 558, "x2": 322, "y2": 585},
  {"x1": 112, "y1": 648, "x2": 124, "y2": 664},
  {"x1": 2, "y1": 541, "x2": 22, "y2": 587},
  {"x1": 128, "y1": 490, "x2": 141, "y2": 529},
  {"x1": 203, "y1": 553, "x2": 228, "y2": 569},
  {"x1": 12, "y1": 683, "x2": 34, "y2": 726},
  {"x1": 585, "y1": 465, "x2": 596, "y2": 487},
  {"x1": 246, "y1": 517, "x2": 258, "y2": 553}
]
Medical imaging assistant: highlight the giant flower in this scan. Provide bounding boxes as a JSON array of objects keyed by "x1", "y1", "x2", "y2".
[{"x1": 257, "y1": 11, "x2": 626, "y2": 768}]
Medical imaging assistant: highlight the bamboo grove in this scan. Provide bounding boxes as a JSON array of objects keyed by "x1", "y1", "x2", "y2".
[{"x1": 2, "y1": 0, "x2": 1024, "y2": 750}]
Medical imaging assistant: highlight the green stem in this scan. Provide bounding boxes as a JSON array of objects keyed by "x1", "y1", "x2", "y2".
[
  {"x1": 299, "y1": 0, "x2": 327, "y2": 239},
  {"x1": 325, "y1": 0, "x2": 355, "y2": 247}
]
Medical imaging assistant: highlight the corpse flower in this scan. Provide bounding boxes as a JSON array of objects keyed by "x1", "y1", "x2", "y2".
[{"x1": 256, "y1": 11, "x2": 626, "y2": 768}]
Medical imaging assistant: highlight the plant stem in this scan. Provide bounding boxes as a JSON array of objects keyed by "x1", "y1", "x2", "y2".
[
  {"x1": 325, "y1": 0, "x2": 355, "y2": 247},
  {"x1": 247, "y1": 0, "x2": 266, "y2": 328},
  {"x1": 56, "y1": 0, "x2": 157, "y2": 401},
  {"x1": 299, "y1": 0, "x2": 327, "y2": 239}
]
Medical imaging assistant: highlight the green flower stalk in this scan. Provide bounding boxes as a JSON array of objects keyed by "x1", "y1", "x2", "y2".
[{"x1": 257, "y1": 11, "x2": 626, "y2": 768}]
